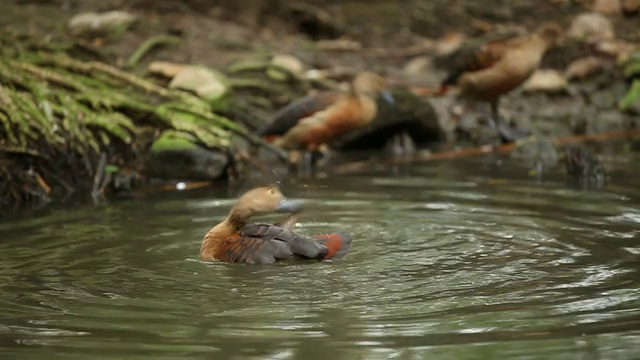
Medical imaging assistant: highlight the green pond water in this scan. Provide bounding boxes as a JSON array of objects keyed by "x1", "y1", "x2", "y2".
[{"x1": 1, "y1": 148, "x2": 640, "y2": 359}]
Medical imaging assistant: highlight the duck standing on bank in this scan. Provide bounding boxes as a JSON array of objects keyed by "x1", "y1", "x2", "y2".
[
  {"x1": 200, "y1": 186, "x2": 351, "y2": 264},
  {"x1": 259, "y1": 71, "x2": 394, "y2": 168},
  {"x1": 440, "y1": 23, "x2": 563, "y2": 141}
]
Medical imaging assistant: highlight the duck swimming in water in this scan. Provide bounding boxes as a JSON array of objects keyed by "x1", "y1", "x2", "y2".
[{"x1": 200, "y1": 186, "x2": 351, "y2": 264}]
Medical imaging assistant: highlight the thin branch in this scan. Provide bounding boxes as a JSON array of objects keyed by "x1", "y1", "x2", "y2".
[{"x1": 333, "y1": 129, "x2": 640, "y2": 174}]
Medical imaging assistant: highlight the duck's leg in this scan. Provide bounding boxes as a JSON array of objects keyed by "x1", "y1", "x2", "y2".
[
  {"x1": 290, "y1": 145, "x2": 330, "y2": 176},
  {"x1": 489, "y1": 99, "x2": 531, "y2": 143},
  {"x1": 312, "y1": 144, "x2": 332, "y2": 168},
  {"x1": 299, "y1": 151, "x2": 314, "y2": 176},
  {"x1": 287, "y1": 150, "x2": 312, "y2": 176},
  {"x1": 486, "y1": 99, "x2": 515, "y2": 143},
  {"x1": 386, "y1": 131, "x2": 416, "y2": 157}
]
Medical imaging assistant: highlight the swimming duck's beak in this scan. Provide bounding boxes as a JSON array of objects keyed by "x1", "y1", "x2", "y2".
[
  {"x1": 381, "y1": 90, "x2": 394, "y2": 105},
  {"x1": 276, "y1": 199, "x2": 304, "y2": 213}
]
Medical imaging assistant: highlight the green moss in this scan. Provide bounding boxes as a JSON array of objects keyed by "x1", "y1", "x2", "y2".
[
  {"x1": 0, "y1": 30, "x2": 295, "y2": 205},
  {"x1": 150, "y1": 131, "x2": 201, "y2": 152}
]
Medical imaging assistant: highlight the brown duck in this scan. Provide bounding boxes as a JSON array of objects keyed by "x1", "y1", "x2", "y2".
[
  {"x1": 200, "y1": 186, "x2": 352, "y2": 264},
  {"x1": 440, "y1": 23, "x2": 563, "y2": 140},
  {"x1": 259, "y1": 71, "x2": 393, "y2": 152}
]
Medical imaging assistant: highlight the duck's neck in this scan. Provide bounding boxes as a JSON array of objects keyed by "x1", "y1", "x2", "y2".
[
  {"x1": 204, "y1": 206, "x2": 251, "y2": 241},
  {"x1": 225, "y1": 207, "x2": 251, "y2": 231},
  {"x1": 201, "y1": 207, "x2": 251, "y2": 259}
]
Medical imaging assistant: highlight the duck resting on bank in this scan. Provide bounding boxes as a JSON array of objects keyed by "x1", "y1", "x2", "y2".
[
  {"x1": 200, "y1": 186, "x2": 351, "y2": 264},
  {"x1": 259, "y1": 71, "x2": 394, "y2": 168},
  {"x1": 440, "y1": 22, "x2": 563, "y2": 142}
]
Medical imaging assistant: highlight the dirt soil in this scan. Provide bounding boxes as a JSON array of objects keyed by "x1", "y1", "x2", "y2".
[{"x1": 3, "y1": 0, "x2": 637, "y2": 81}]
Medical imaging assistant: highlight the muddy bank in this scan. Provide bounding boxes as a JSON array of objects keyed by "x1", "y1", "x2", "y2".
[{"x1": 0, "y1": 0, "x2": 639, "y2": 211}]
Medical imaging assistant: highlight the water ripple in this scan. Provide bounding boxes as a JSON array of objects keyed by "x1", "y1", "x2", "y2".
[{"x1": 2, "y1": 155, "x2": 640, "y2": 358}]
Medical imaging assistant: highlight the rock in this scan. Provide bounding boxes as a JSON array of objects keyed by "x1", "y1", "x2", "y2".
[
  {"x1": 168, "y1": 66, "x2": 229, "y2": 104},
  {"x1": 434, "y1": 32, "x2": 465, "y2": 57},
  {"x1": 622, "y1": 0, "x2": 640, "y2": 15},
  {"x1": 271, "y1": 54, "x2": 305, "y2": 74},
  {"x1": 592, "y1": 0, "x2": 622, "y2": 14},
  {"x1": 267, "y1": 54, "x2": 305, "y2": 81},
  {"x1": 330, "y1": 89, "x2": 443, "y2": 150},
  {"x1": 567, "y1": 12, "x2": 615, "y2": 43},
  {"x1": 510, "y1": 135, "x2": 559, "y2": 170},
  {"x1": 427, "y1": 96, "x2": 459, "y2": 141},
  {"x1": 148, "y1": 61, "x2": 190, "y2": 79},
  {"x1": 403, "y1": 56, "x2": 433, "y2": 75},
  {"x1": 565, "y1": 56, "x2": 608, "y2": 80},
  {"x1": 564, "y1": 145, "x2": 608, "y2": 190},
  {"x1": 288, "y1": 2, "x2": 345, "y2": 40},
  {"x1": 522, "y1": 70, "x2": 568, "y2": 93},
  {"x1": 594, "y1": 39, "x2": 636, "y2": 61},
  {"x1": 586, "y1": 109, "x2": 626, "y2": 135},
  {"x1": 304, "y1": 69, "x2": 326, "y2": 80},
  {"x1": 316, "y1": 39, "x2": 363, "y2": 51},
  {"x1": 68, "y1": 11, "x2": 137, "y2": 38},
  {"x1": 147, "y1": 131, "x2": 229, "y2": 180},
  {"x1": 590, "y1": 91, "x2": 615, "y2": 110}
]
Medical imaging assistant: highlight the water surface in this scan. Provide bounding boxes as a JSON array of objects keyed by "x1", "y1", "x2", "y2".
[{"x1": 1, "y1": 150, "x2": 640, "y2": 359}]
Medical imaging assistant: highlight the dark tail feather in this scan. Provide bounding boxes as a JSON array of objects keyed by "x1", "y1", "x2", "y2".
[{"x1": 314, "y1": 233, "x2": 352, "y2": 260}]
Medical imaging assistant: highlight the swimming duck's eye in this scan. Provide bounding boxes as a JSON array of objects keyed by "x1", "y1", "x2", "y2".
[{"x1": 269, "y1": 188, "x2": 276, "y2": 195}]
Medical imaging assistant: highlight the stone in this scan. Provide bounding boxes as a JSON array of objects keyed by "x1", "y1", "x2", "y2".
[
  {"x1": 403, "y1": 56, "x2": 433, "y2": 75},
  {"x1": 564, "y1": 145, "x2": 608, "y2": 190},
  {"x1": 267, "y1": 54, "x2": 305, "y2": 81},
  {"x1": 148, "y1": 61, "x2": 190, "y2": 79},
  {"x1": 434, "y1": 32, "x2": 465, "y2": 57},
  {"x1": 304, "y1": 69, "x2": 326, "y2": 80},
  {"x1": 590, "y1": 88, "x2": 618, "y2": 109},
  {"x1": 586, "y1": 110, "x2": 626, "y2": 135},
  {"x1": 594, "y1": 39, "x2": 636, "y2": 61},
  {"x1": 68, "y1": 11, "x2": 137, "y2": 38},
  {"x1": 522, "y1": 69, "x2": 568, "y2": 93},
  {"x1": 169, "y1": 66, "x2": 229, "y2": 104},
  {"x1": 565, "y1": 56, "x2": 608, "y2": 80},
  {"x1": 593, "y1": 0, "x2": 622, "y2": 14},
  {"x1": 270, "y1": 54, "x2": 305, "y2": 74},
  {"x1": 510, "y1": 135, "x2": 559, "y2": 170},
  {"x1": 622, "y1": 0, "x2": 640, "y2": 15},
  {"x1": 147, "y1": 131, "x2": 229, "y2": 180},
  {"x1": 567, "y1": 12, "x2": 615, "y2": 43}
]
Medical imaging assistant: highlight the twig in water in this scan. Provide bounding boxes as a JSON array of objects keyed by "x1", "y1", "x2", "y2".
[
  {"x1": 92, "y1": 153, "x2": 107, "y2": 198},
  {"x1": 333, "y1": 129, "x2": 640, "y2": 175}
]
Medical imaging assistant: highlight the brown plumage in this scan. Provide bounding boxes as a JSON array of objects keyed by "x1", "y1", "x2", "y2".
[
  {"x1": 260, "y1": 72, "x2": 391, "y2": 151},
  {"x1": 200, "y1": 186, "x2": 352, "y2": 264},
  {"x1": 441, "y1": 23, "x2": 563, "y2": 127}
]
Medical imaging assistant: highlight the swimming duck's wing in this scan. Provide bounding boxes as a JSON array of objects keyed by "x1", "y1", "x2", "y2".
[
  {"x1": 240, "y1": 223, "x2": 328, "y2": 260},
  {"x1": 216, "y1": 235, "x2": 293, "y2": 264}
]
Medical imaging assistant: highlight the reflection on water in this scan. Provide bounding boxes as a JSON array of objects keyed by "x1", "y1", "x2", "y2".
[{"x1": 1, "y1": 152, "x2": 640, "y2": 359}]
